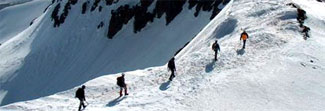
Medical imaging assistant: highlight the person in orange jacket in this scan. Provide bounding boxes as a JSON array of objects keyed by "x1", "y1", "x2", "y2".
[{"x1": 240, "y1": 30, "x2": 249, "y2": 49}]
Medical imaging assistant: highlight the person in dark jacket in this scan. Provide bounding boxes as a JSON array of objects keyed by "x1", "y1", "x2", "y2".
[
  {"x1": 75, "y1": 85, "x2": 86, "y2": 111},
  {"x1": 212, "y1": 40, "x2": 221, "y2": 61},
  {"x1": 117, "y1": 73, "x2": 128, "y2": 96},
  {"x1": 168, "y1": 57, "x2": 176, "y2": 81},
  {"x1": 240, "y1": 30, "x2": 249, "y2": 49}
]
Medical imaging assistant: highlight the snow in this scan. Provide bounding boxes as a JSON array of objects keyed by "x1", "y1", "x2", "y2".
[
  {"x1": 0, "y1": 0, "x2": 50, "y2": 43},
  {"x1": 1, "y1": 0, "x2": 325, "y2": 110},
  {"x1": 0, "y1": 0, "x2": 32, "y2": 10},
  {"x1": 0, "y1": 0, "x2": 31, "y2": 4},
  {"x1": 0, "y1": 0, "x2": 212, "y2": 106}
]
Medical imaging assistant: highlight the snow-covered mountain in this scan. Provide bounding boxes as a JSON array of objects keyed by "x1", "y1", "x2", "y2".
[
  {"x1": 0, "y1": 0, "x2": 230, "y2": 106},
  {"x1": 1, "y1": 0, "x2": 325, "y2": 110},
  {"x1": 0, "y1": 0, "x2": 32, "y2": 10},
  {"x1": 0, "y1": 0, "x2": 48, "y2": 43}
]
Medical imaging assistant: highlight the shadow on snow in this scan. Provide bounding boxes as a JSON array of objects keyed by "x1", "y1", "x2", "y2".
[
  {"x1": 106, "y1": 96, "x2": 127, "y2": 107},
  {"x1": 205, "y1": 60, "x2": 216, "y2": 73},
  {"x1": 236, "y1": 48, "x2": 245, "y2": 55},
  {"x1": 159, "y1": 81, "x2": 171, "y2": 91}
]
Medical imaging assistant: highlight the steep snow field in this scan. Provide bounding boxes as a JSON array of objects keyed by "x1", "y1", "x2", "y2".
[
  {"x1": 0, "y1": 0, "x2": 31, "y2": 4},
  {"x1": 0, "y1": 0, "x2": 214, "y2": 106},
  {"x1": 0, "y1": 0, "x2": 32, "y2": 10},
  {"x1": 0, "y1": 0, "x2": 49, "y2": 43},
  {"x1": 1, "y1": 0, "x2": 325, "y2": 110}
]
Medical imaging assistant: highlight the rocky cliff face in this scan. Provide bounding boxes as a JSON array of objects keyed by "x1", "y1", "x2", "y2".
[{"x1": 50, "y1": 0, "x2": 229, "y2": 39}]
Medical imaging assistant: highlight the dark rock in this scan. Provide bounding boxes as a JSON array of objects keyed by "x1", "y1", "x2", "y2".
[
  {"x1": 50, "y1": 0, "x2": 230, "y2": 39},
  {"x1": 105, "y1": 0, "x2": 114, "y2": 5},
  {"x1": 51, "y1": 3, "x2": 61, "y2": 27},
  {"x1": 99, "y1": 6, "x2": 102, "y2": 12},
  {"x1": 51, "y1": 0, "x2": 79, "y2": 27},
  {"x1": 297, "y1": 8, "x2": 306, "y2": 23},
  {"x1": 82, "y1": 1, "x2": 89, "y2": 14},
  {"x1": 154, "y1": 0, "x2": 186, "y2": 25},
  {"x1": 43, "y1": 4, "x2": 52, "y2": 13},
  {"x1": 30, "y1": 18, "x2": 37, "y2": 26},
  {"x1": 287, "y1": 3, "x2": 298, "y2": 8},
  {"x1": 70, "y1": 0, "x2": 78, "y2": 5},
  {"x1": 302, "y1": 26, "x2": 310, "y2": 40},
  {"x1": 97, "y1": 21, "x2": 104, "y2": 29},
  {"x1": 288, "y1": 3, "x2": 310, "y2": 40},
  {"x1": 91, "y1": 0, "x2": 100, "y2": 12},
  {"x1": 133, "y1": 0, "x2": 154, "y2": 33},
  {"x1": 107, "y1": 5, "x2": 135, "y2": 38}
]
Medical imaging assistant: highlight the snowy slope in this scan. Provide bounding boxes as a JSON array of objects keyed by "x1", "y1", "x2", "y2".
[
  {"x1": 0, "y1": 0, "x2": 32, "y2": 10},
  {"x1": 0, "y1": 0, "x2": 219, "y2": 106},
  {"x1": 0, "y1": 0, "x2": 49, "y2": 43},
  {"x1": 0, "y1": 0, "x2": 31, "y2": 4},
  {"x1": 1, "y1": 0, "x2": 325, "y2": 110}
]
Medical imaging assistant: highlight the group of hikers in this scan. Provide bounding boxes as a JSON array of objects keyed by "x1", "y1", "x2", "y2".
[
  {"x1": 213, "y1": 30, "x2": 249, "y2": 60},
  {"x1": 75, "y1": 73, "x2": 129, "y2": 111},
  {"x1": 75, "y1": 74, "x2": 129, "y2": 110},
  {"x1": 74, "y1": 30, "x2": 249, "y2": 111}
]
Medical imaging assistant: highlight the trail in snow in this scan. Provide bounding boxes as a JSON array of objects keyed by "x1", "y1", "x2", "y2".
[
  {"x1": 1, "y1": 0, "x2": 325, "y2": 111},
  {"x1": 0, "y1": 0, "x2": 214, "y2": 106}
]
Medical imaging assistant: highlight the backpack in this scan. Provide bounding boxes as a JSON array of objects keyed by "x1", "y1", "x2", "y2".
[
  {"x1": 168, "y1": 60, "x2": 175, "y2": 70},
  {"x1": 116, "y1": 77, "x2": 123, "y2": 87},
  {"x1": 212, "y1": 43, "x2": 218, "y2": 51},
  {"x1": 75, "y1": 88, "x2": 81, "y2": 98}
]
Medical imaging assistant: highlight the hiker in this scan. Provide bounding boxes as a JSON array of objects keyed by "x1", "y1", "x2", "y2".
[
  {"x1": 117, "y1": 73, "x2": 128, "y2": 96},
  {"x1": 168, "y1": 57, "x2": 176, "y2": 81},
  {"x1": 75, "y1": 85, "x2": 87, "y2": 111},
  {"x1": 240, "y1": 30, "x2": 249, "y2": 49},
  {"x1": 212, "y1": 40, "x2": 221, "y2": 61}
]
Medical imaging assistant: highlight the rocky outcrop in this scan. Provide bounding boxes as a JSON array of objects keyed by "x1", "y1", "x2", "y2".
[
  {"x1": 288, "y1": 3, "x2": 310, "y2": 40},
  {"x1": 107, "y1": 0, "x2": 229, "y2": 39},
  {"x1": 51, "y1": 0, "x2": 79, "y2": 27},
  {"x1": 50, "y1": 0, "x2": 230, "y2": 39}
]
